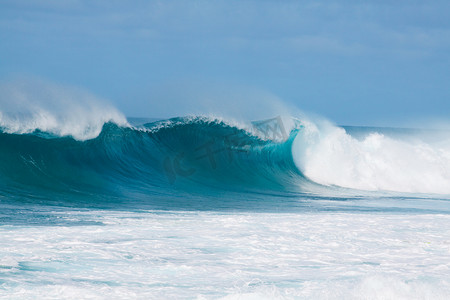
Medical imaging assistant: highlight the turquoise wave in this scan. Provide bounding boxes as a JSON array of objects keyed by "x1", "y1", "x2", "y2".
[{"x1": 0, "y1": 117, "x2": 310, "y2": 208}]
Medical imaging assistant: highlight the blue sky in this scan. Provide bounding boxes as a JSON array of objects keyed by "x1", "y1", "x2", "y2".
[{"x1": 1, "y1": 0, "x2": 450, "y2": 125}]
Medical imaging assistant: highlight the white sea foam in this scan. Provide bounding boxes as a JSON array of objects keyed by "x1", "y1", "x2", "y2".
[
  {"x1": 293, "y1": 120, "x2": 450, "y2": 194},
  {"x1": 0, "y1": 210, "x2": 449, "y2": 299},
  {"x1": 0, "y1": 78, "x2": 129, "y2": 140}
]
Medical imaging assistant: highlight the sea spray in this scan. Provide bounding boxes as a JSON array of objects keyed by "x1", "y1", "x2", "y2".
[{"x1": 0, "y1": 78, "x2": 128, "y2": 140}]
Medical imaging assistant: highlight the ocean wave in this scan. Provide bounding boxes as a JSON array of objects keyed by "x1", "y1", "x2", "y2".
[
  {"x1": 1, "y1": 111, "x2": 450, "y2": 206},
  {"x1": 0, "y1": 116, "x2": 309, "y2": 205}
]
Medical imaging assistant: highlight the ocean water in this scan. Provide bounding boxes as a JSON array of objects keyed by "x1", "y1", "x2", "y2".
[{"x1": 1, "y1": 106, "x2": 450, "y2": 299}]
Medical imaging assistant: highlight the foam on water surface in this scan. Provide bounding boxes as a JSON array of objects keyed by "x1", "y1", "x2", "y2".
[{"x1": 1, "y1": 209, "x2": 449, "y2": 299}]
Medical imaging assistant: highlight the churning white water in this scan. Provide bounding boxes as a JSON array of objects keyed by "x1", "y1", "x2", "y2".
[
  {"x1": 293, "y1": 121, "x2": 450, "y2": 194},
  {"x1": 1, "y1": 209, "x2": 449, "y2": 299}
]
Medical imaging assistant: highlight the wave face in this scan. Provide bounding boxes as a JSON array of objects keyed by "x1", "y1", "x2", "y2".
[
  {"x1": 1, "y1": 114, "x2": 450, "y2": 209},
  {"x1": 0, "y1": 116, "x2": 308, "y2": 208}
]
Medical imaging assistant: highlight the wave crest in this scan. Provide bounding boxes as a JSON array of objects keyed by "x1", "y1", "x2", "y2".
[
  {"x1": 292, "y1": 121, "x2": 450, "y2": 194},
  {"x1": 0, "y1": 79, "x2": 128, "y2": 140}
]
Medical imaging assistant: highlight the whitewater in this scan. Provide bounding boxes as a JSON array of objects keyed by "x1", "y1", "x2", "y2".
[{"x1": 1, "y1": 82, "x2": 450, "y2": 299}]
